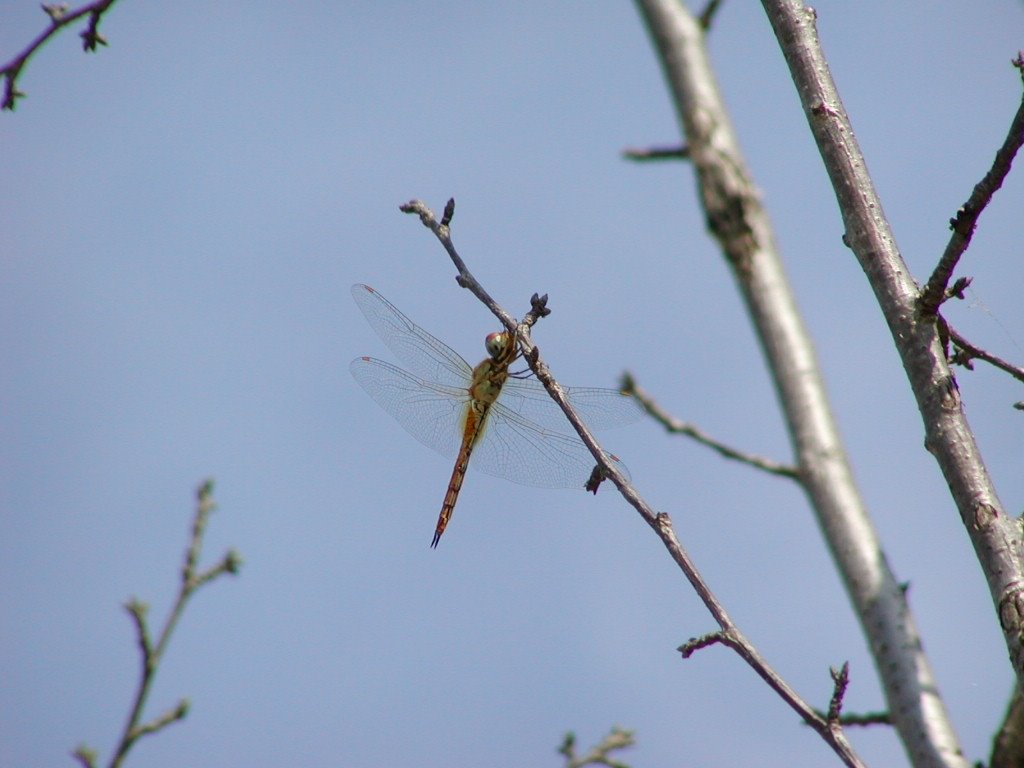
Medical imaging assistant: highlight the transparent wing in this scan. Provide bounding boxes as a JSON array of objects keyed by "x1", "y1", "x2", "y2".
[
  {"x1": 499, "y1": 377, "x2": 644, "y2": 432},
  {"x1": 350, "y1": 356, "x2": 631, "y2": 488},
  {"x1": 351, "y1": 284, "x2": 471, "y2": 387},
  {"x1": 350, "y1": 357, "x2": 468, "y2": 459},
  {"x1": 473, "y1": 400, "x2": 632, "y2": 488},
  {"x1": 352, "y1": 284, "x2": 644, "y2": 434}
]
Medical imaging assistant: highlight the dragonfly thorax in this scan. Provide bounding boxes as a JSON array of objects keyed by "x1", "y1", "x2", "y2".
[{"x1": 485, "y1": 331, "x2": 512, "y2": 360}]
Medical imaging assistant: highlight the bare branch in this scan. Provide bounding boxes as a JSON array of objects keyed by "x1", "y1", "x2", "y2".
[
  {"x1": 698, "y1": 0, "x2": 724, "y2": 30},
  {"x1": 405, "y1": 199, "x2": 867, "y2": 768},
  {"x1": 621, "y1": 372, "x2": 800, "y2": 479},
  {"x1": 76, "y1": 479, "x2": 241, "y2": 768},
  {"x1": 828, "y1": 710, "x2": 892, "y2": 728},
  {"x1": 1, "y1": 0, "x2": 119, "y2": 111},
  {"x1": 399, "y1": 199, "x2": 519, "y2": 337},
  {"x1": 919, "y1": 55, "x2": 1024, "y2": 315},
  {"x1": 991, "y1": 686, "x2": 1024, "y2": 768},
  {"x1": 558, "y1": 726, "x2": 636, "y2": 768},
  {"x1": 621, "y1": 144, "x2": 690, "y2": 161},
  {"x1": 826, "y1": 662, "x2": 851, "y2": 725},
  {"x1": 947, "y1": 324, "x2": 1024, "y2": 385},
  {"x1": 763, "y1": 1, "x2": 1024, "y2": 712},
  {"x1": 638, "y1": 0, "x2": 962, "y2": 763}
]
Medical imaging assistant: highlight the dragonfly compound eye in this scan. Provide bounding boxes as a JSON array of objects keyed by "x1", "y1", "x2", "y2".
[{"x1": 485, "y1": 331, "x2": 511, "y2": 359}]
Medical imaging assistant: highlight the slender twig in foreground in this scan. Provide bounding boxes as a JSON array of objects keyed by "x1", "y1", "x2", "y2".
[
  {"x1": 72, "y1": 479, "x2": 241, "y2": 768},
  {"x1": 947, "y1": 324, "x2": 1024, "y2": 385},
  {"x1": 919, "y1": 54, "x2": 1024, "y2": 315},
  {"x1": 403, "y1": 198, "x2": 866, "y2": 768},
  {"x1": 698, "y1": 0, "x2": 724, "y2": 29},
  {"x1": 558, "y1": 726, "x2": 635, "y2": 768},
  {"x1": 620, "y1": 372, "x2": 800, "y2": 479},
  {"x1": 1, "y1": 0, "x2": 119, "y2": 111},
  {"x1": 811, "y1": 709, "x2": 892, "y2": 728}
]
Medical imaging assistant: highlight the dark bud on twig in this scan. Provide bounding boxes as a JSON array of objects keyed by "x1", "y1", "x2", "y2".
[
  {"x1": 441, "y1": 198, "x2": 455, "y2": 227},
  {"x1": 530, "y1": 293, "x2": 550, "y2": 317},
  {"x1": 945, "y1": 275, "x2": 972, "y2": 300},
  {"x1": 1013, "y1": 51, "x2": 1024, "y2": 77},
  {"x1": 223, "y1": 549, "x2": 243, "y2": 575}
]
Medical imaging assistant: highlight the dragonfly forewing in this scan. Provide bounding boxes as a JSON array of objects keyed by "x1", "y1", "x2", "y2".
[{"x1": 352, "y1": 284, "x2": 471, "y2": 387}]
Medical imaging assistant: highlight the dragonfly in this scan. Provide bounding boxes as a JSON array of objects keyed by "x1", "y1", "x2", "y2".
[{"x1": 350, "y1": 284, "x2": 642, "y2": 548}]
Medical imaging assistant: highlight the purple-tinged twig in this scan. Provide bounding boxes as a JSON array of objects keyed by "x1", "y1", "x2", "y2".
[
  {"x1": 918, "y1": 54, "x2": 1024, "y2": 315},
  {"x1": 947, "y1": 324, "x2": 1024, "y2": 385},
  {"x1": 72, "y1": 479, "x2": 241, "y2": 768},
  {"x1": 1, "y1": 0, "x2": 119, "y2": 111}
]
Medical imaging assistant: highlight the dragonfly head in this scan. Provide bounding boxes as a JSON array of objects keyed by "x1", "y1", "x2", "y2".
[{"x1": 485, "y1": 331, "x2": 512, "y2": 360}]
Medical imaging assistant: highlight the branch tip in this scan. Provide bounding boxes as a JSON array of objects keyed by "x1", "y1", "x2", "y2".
[
  {"x1": 622, "y1": 143, "x2": 690, "y2": 162},
  {"x1": 71, "y1": 745, "x2": 98, "y2": 768},
  {"x1": 441, "y1": 198, "x2": 455, "y2": 226},
  {"x1": 827, "y1": 662, "x2": 851, "y2": 724},
  {"x1": 678, "y1": 631, "x2": 725, "y2": 658}
]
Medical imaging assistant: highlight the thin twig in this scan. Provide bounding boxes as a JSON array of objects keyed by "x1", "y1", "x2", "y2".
[
  {"x1": 947, "y1": 324, "x2": 1024, "y2": 385},
  {"x1": 75, "y1": 479, "x2": 241, "y2": 768},
  {"x1": 918, "y1": 54, "x2": 1024, "y2": 315},
  {"x1": 620, "y1": 372, "x2": 801, "y2": 479},
  {"x1": 1, "y1": 0, "x2": 119, "y2": 111},
  {"x1": 558, "y1": 726, "x2": 635, "y2": 768},
  {"x1": 698, "y1": 0, "x2": 724, "y2": 30},
  {"x1": 811, "y1": 709, "x2": 892, "y2": 728},
  {"x1": 826, "y1": 662, "x2": 850, "y2": 725},
  {"x1": 621, "y1": 144, "x2": 690, "y2": 162},
  {"x1": 404, "y1": 197, "x2": 867, "y2": 768}
]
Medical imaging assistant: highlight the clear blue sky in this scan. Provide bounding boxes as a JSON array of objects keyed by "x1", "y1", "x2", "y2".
[{"x1": 2, "y1": 2, "x2": 1022, "y2": 766}]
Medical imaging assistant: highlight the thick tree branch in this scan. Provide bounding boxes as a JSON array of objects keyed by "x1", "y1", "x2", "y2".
[
  {"x1": 991, "y1": 686, "x2": 1024, "y2": 768},
  {"x1": 763, "y1": 0, "x2": 1024, "y2": 738},
  {"x1": 404, "y1": 198, "x2": 867, "y2": 768},
  {"x1": 1, "y1": 0, "x2": 119, "y2": 111},
  {"x1": 636, "y1": 1, "x2": 964, "y2": 766}
]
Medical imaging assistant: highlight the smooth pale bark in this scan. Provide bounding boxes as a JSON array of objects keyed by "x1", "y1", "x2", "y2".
[{"x1": 635, "y1": 2, "x2": 969, "y2": 766}]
